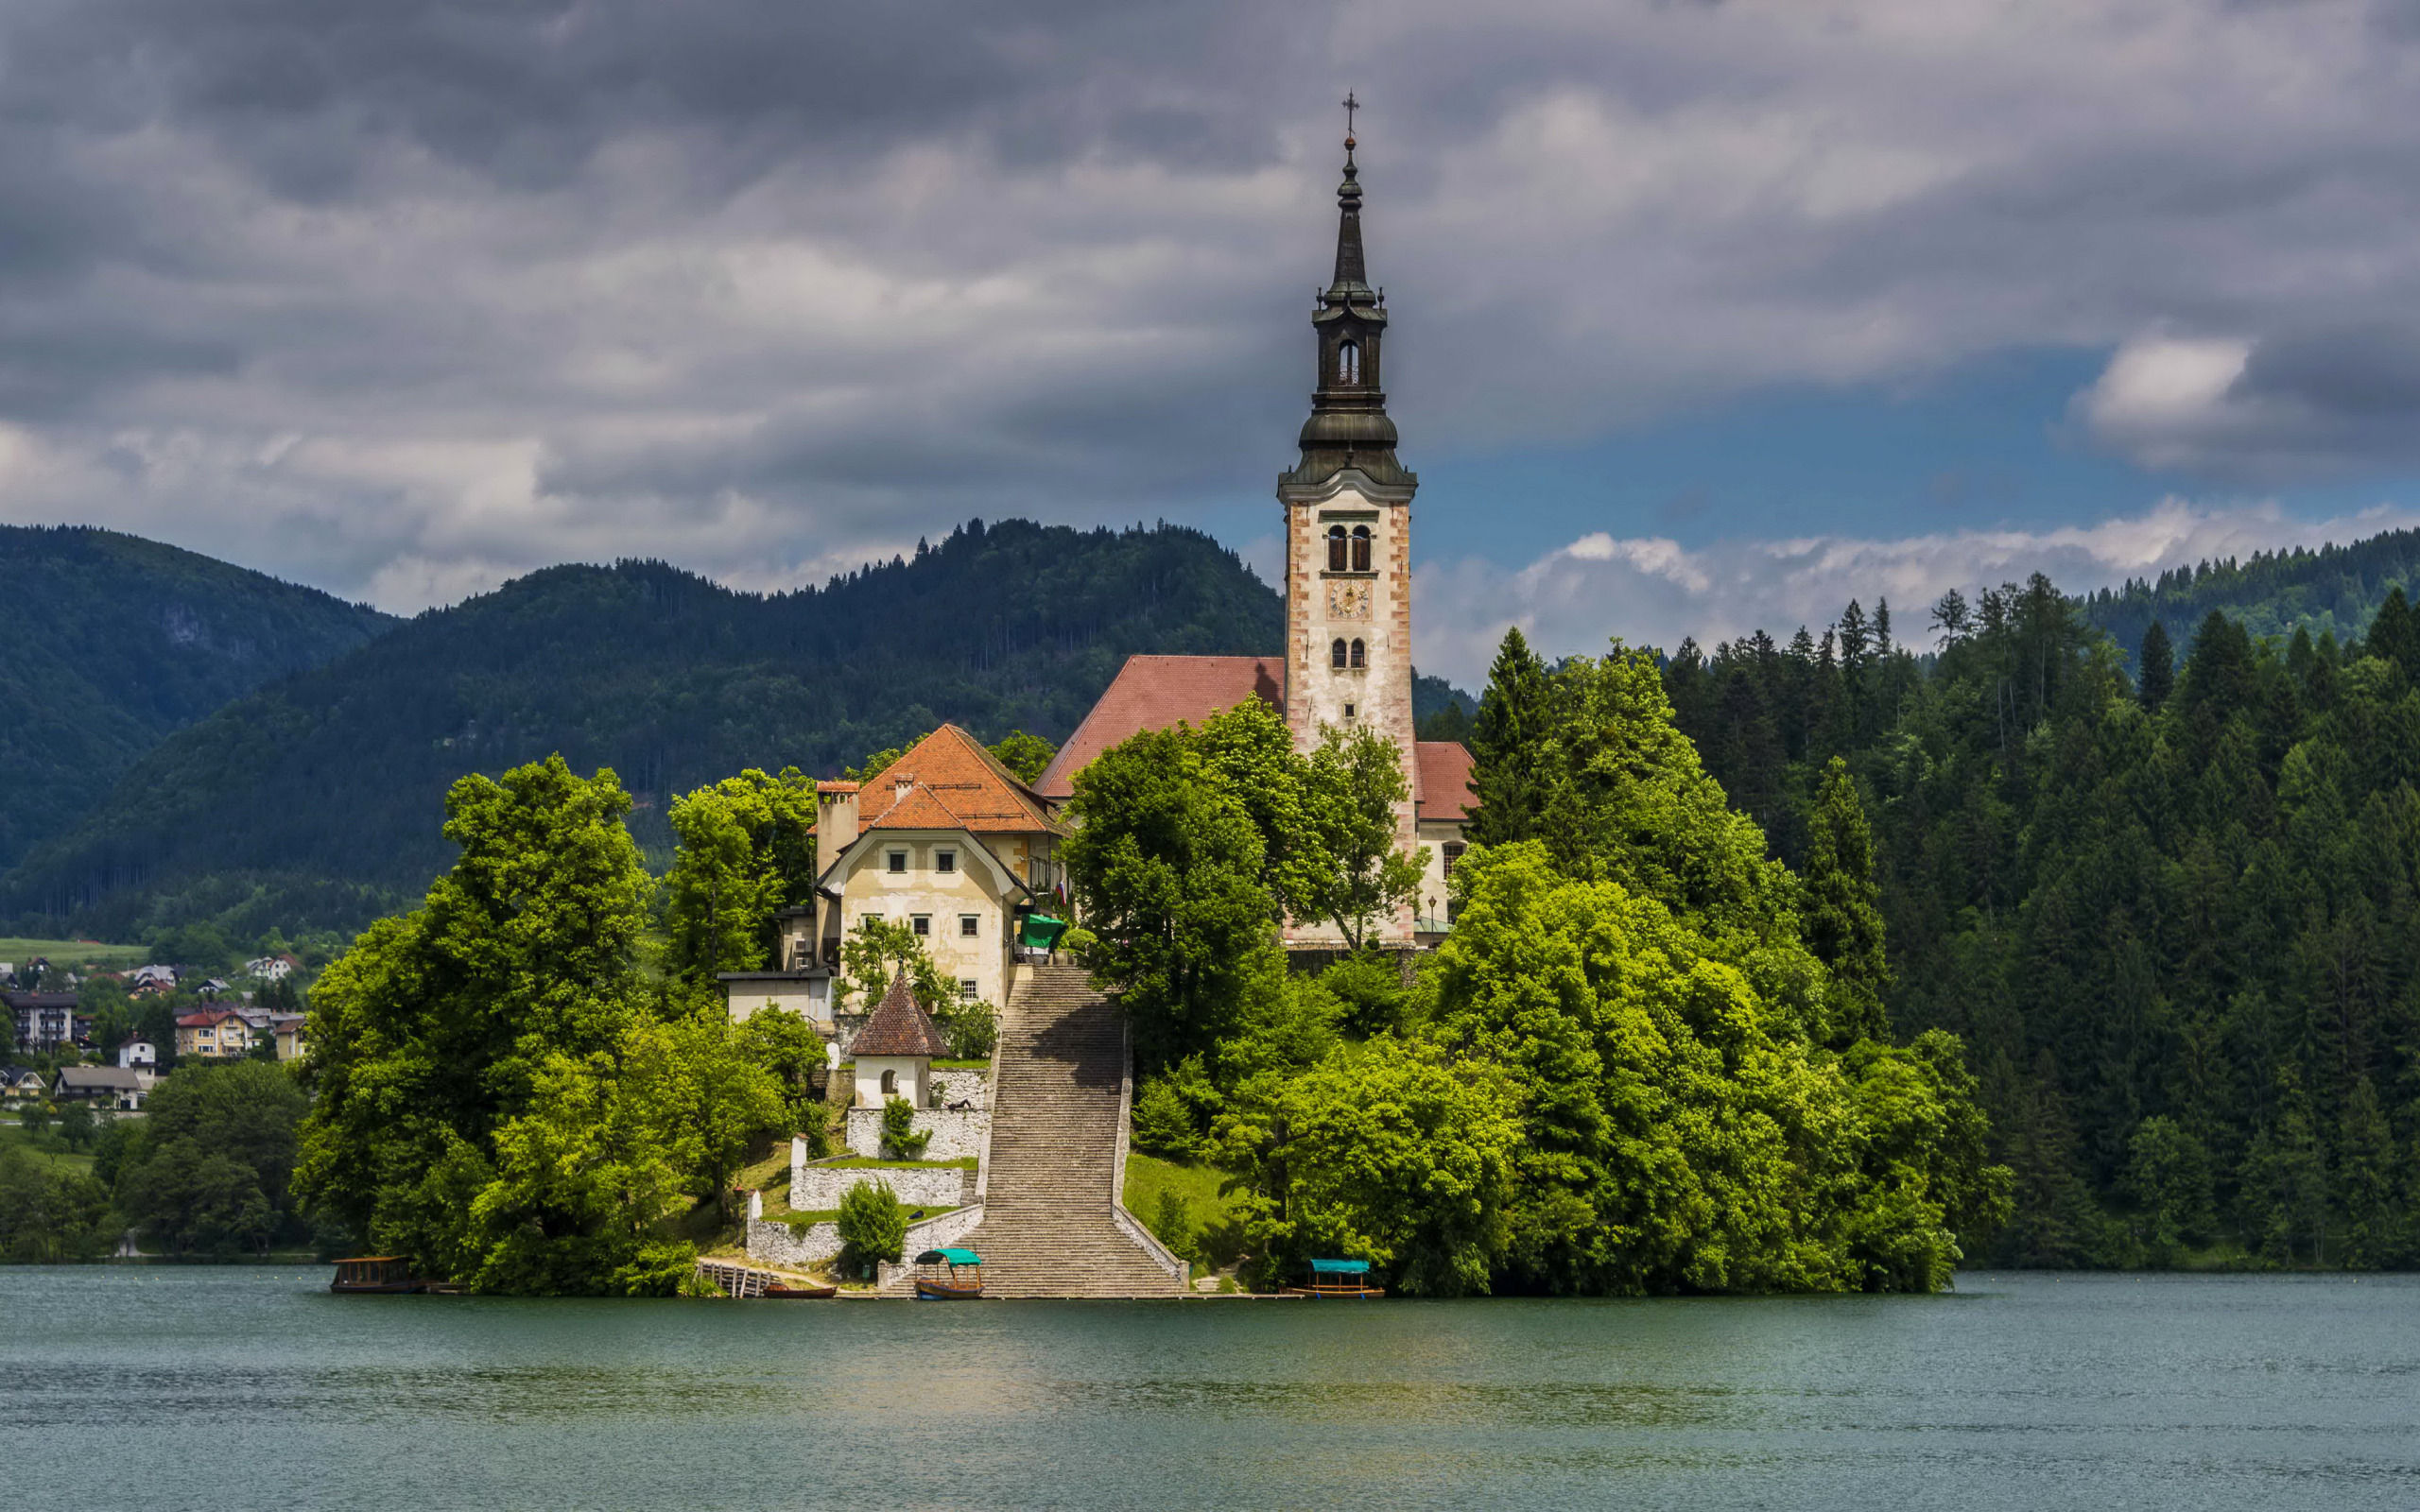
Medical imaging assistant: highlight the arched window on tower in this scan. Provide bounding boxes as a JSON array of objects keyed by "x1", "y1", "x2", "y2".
[
  {"x1": 1326, "y1": 525, "x2": 1348, "y2": 572},
  {"x1": 1351, "y1": 525, "x2": 1372, "y2": 573},
  {"x1": 1349, "y1": 638, "x2": 1366, "y2": 669},
  {"x1": 880, "y1": 1068, "x2": 897, "y2": 1095},
  {"x1": 1338, "y1": 340, "x2": 1360, "y2": 384},
  {"x1": 1331, "y1": 638, "x2": 1348, "y2": 669}
]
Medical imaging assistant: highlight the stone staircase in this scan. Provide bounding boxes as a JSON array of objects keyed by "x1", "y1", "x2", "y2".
[{"x1": 892, "y1": 964, "x2": 1185, "y2": 1298}]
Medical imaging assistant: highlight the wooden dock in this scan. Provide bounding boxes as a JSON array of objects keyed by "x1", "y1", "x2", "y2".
[{"x1": 694, "y1": 1258, "x2": 777, "y2": 1297}]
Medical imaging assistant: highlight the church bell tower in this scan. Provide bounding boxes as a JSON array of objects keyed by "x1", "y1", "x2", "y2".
[{"x1": 1278, "y1": 99, "x2": 1420, "y2": 937}]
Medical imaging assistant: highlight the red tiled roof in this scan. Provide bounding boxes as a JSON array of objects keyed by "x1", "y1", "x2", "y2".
[
  {"x1": 839, "y1": 725, "x2": 1062, "y2": 838},
  {"x1": 1034, "y1": 655, "x2": 1286, "y2": 799},
  {"x1": 852, "y1": 971, "x2": 952, "y2": 1058},
  {"x1": 1414, "y1": 741, "x2": 1476, "y2": 822},
  {"x1": 175, "y1": 1009, "x2": 240, "y2": 1028}
]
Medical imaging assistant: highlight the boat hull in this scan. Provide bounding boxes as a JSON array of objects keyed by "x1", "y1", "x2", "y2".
[
  {"x1": 915, "y1": 1280, "x2": 984, "y2": 1300},
  {"x1": 763, "y1": 1283, "x2": 838, "y2": 1299},
  {"x1": 1281, "y1": 1285, "x2": 1386, "y2": 1299},
  {"x1": 329, "y1": 1280, "x2": 425, "y2": 1295}
]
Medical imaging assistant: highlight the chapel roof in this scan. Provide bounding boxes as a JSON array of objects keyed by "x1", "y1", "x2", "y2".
[
  {"x1": 1413, "y1": 741, "x2": 1476, "y2": 822},
  {"x1": 852, "y1": 971, "x2": 952, "y2": 1059},
  {"x1": 1033, "y1": 655, "x2": 1286, "y2": 799}
]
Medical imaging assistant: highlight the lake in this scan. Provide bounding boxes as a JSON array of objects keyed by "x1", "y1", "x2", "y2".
[{"x1": 5, "y1": 1267, "x2": 2416, "y2": 1510}]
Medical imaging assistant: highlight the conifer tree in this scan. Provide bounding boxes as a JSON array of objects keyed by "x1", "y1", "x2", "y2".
[
  {"x1": 2137, "y1": 620, "x2": 2174, "y2": 711},
  {"x1": 1803, "y1": 756, "x2": 1892, "y2": 1042},
  {"x1": 1467, "y1": 627, "x2": 1551, "y2": 847}
]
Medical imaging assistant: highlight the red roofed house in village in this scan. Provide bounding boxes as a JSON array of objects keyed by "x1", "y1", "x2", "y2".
[{"x1": 1032, "y1": 126, "x2": 1475, "y2": 946}]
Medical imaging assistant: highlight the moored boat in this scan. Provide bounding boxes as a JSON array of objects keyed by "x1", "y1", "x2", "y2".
[
  {"x1": 912, "y1": 1246, "x2": 983, "y2": 1299},
  {"x1": 329, "y1": 1256, "x2": 424, "y2": 1294},
  {"x1": 763, "y1": 1280, "x2": 838, "y2": 1299},
  {"x1": 1281, "y1": 1258, "x2": 1384, "y2": 1298}
]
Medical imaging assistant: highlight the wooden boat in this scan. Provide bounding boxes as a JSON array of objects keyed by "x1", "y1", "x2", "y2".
[
  {"x1": 330, "y1": 1256, "x2": 424, "y2": 1295},
  {"x1": 912, "y1": 1246, "x2": 984, "y2": 1299},
  {"x1": 763, "y1": 1280, "x2": 838, "y2": 1299},
  {"x1": 1282, "y1": 1258, "x2": 1385, "y2": 1299}
]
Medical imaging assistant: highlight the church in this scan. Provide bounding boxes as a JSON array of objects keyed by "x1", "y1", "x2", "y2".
[
  {"x1": 1033, "y1": 124, "x2": 1474, "y2": 948},
  {"x1": 722, "y1": 126, "x2": 1472, "y2": 1034}
]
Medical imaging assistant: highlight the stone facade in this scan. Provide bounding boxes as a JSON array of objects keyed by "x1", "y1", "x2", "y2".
[{"x1": 745, "y1": 1215, "x2": 842, "y2": 1267}]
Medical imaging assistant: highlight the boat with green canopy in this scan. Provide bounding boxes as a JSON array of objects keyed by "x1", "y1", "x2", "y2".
[
  {"x1": 913, "y1": 1247, "x2": 984, "y2": 1299},
  {"x1": 1284, "y1": 1258, "x2": 1384, "y2": 1298}
]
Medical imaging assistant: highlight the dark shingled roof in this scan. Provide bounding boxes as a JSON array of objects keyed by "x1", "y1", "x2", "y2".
[{"x1": 852, "y1": 971, "x2": 951, "y2": 1058}]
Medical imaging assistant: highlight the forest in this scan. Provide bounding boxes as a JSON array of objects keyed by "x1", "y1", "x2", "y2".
[{"x1": 1652, "y1": 578, "x2": 2420, "y2": 1266}]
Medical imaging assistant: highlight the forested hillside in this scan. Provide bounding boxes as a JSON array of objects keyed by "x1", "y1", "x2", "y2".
[
  {"x1": 2082, "y1": 525, "x2": 2420, "y2": 654},
  {"x1": 0, "y1": 525, "x2": 392, "y2": 870},
  {"x1": 3, "y1": 519, "x2": 1282, "y2": 942},
  {"x1": 1647, "y1": 577, "x2": 2420, "y2": 1267}
]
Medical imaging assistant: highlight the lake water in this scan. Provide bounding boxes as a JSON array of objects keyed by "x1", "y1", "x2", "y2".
[{"x1": 6, "y1": 1267, "x2": 2417, "y2": 1510}]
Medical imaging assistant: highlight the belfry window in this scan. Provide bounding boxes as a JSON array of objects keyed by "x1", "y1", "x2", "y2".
[
  {"x1": 1349, "y1": 638, "x2": 1366, "y2": 669},
  {"x1": 1351, "y1": 525, "x2": 1372, "y2": 572},
  {"x1": 1331, "y1": 638, "x2": 1348, "y2": 669},
  {"x1": 1338, "y1": 340, "x2": 1360, "y2": 384},
  {"x1": 1327, "y1": 525, "x2": 1348, "y2": 572}
]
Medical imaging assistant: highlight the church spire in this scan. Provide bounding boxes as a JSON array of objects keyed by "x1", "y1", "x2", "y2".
[{"x1": 1285, "y1": 94, "x2": 1409, "y2": 490}]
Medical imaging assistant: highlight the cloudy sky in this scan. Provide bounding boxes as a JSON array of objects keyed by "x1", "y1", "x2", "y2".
[{"x1": 5, "y1": 0, "x2": 2420, "y2": 686}]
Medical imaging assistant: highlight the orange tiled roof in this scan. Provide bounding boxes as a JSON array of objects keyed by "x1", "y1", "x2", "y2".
[
  {"x1": 1034, "y1": 655, "x2": 1285, "y2": 799},
  {"x1": 1414, "y1": 741, "x2": 1476, "y2": 821},
  {"x1": 828, "y1": 725, "x2": 1063, "y2": 840}
]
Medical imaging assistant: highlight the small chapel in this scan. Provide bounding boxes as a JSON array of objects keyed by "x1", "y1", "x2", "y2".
[{"x1": 722, "y1": 122, "x2": 1472, "y2": 1035}]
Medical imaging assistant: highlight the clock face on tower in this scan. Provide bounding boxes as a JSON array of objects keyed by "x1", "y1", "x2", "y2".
[{"x1": 1325, "y1": 579, "x2": 1374, "y2": 620}]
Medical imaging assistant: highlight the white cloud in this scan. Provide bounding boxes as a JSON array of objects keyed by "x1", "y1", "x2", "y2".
[{"x1": 1413, "y1": 497, "x2": 2420, "y2": 688}]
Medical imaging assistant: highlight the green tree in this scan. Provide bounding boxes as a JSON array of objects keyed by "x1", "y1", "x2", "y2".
[
  {"x1": 988, "y1": 730, "x2": 1058, "y2": 784},
  {"x1": 2137, "y1": 621, "x2": 2175, "y2": 711},
  {"x1": 1215, "y1": 1036, "x2": 1519, "y2": 1297},
  {"x1": 2122, "y1": 1115, "x2": 2216, "y2": 1263},
  {"x1": 1803, "y1": 757, "x2": 1892, "y2": 1044},
  {"x1": 56, "y1": 1101, "x2": 95, "y2": 1152},
  {"x1": 2334, "y1": 1077, "x2": 2398, "y2": 1267},
  {"x1": 1466, "y1": 627, "x2": 1551, "y2": 846},
  {"x1": 1298, "y1": 723, "x2": 1426, "y2": 950},
  {"x1": 662, "y1": 1013, "x2": 786, "y2": 1223},
  {"x1": 735, "y1": 1006, "x2": 828, "y2": 1134},
  {"x1": 661, "y1": 768, "x2": 818, "y2": 990},
  {"x1": 837, "y1": 1179, "x2": 908, "y2": 1271},
  {"x1": 838, "y1": 919, "x2": 955, "y2": 1013},
  {"x1": 293, "y1": 757, "x2": 706, "y2": 1292},
  {"x1": 1063, "y1": 725, "x2": 1285, "y2": 1073},
  {"x1": 0, "y1": 1145, "x2": 115, "y2": 1262}
]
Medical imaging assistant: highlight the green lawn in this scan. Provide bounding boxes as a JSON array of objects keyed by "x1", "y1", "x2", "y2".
[
  {"x1": 0, "y1": 1124, "x2": 96, "y2": 1177},
  {"x1": 817, "y1": 1155, "x2": 977, "y2": 1170},
  {"x1": 0, "y1": 936, "x2": 148, "y2": 971},
  {"x1": 1123, "y1": 1152, "x2": 1240, "y2": 1232}
]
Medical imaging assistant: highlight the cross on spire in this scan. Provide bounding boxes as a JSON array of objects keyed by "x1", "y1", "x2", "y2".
[{"x1": 1341, "y1": 91, "x2": 1359, "y2": 149}]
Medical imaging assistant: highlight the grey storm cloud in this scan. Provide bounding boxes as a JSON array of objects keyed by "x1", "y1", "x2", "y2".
[{"x1": 3, "y1": 0, "x2": 2420, "y2": 615}]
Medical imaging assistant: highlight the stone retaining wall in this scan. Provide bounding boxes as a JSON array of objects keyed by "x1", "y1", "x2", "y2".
[
  {"x1": 875, "y1": 1204, "x2": 986, "y2": 1291},
  {"x1": 789, "y1": 1161, "x2": 971, "y2": 1212},
  {"x1": 931, "y1": 1068, "x2": 988, "y2": 1109},
  {"x1": 745, "y1": 1215, "x2": 842, "y2": 1267},
  {"x1": 843, "y1": 1106, "x2": 987, "y2": 1160}
]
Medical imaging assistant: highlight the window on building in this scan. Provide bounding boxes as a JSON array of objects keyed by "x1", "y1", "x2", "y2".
[
  {"x1": 1338, "y1": 340, "x2": 1359, "y2": 384},
  {"x1": 862, "y1": 915, "x2": 880, "y2": 932},
  {"x1": 1351, "y1": 524, "x2": 1372, "y2": 572},
  {"x1": 880, "y1": 1069, "x2": 897, "y2": 1095},
  {"x1": 959, "y1": 914, "x2": 979, "y2": 937},
  {"x1": 936, "y1": 849, "x2": 956, "y2": 874},
  {"x1": 959, "y1": 980, "x2": 979, "y2": 1000},
  {"x1": 1343, "y1": 702, "x2": 1357, "y2": 720},
  {"x1": 1349, "y1": 638, "x2": 1366, "y2": 668},
  {"x1": 1330, "y1": 638, "x2": 1348, "y2": 669},
  {"x1": 1326, "y1": 524, "x2": 1348, "y2": 572},
  {"x1": 911, "y1": 915, "x2": 930, "y2": 937},
  {"x1": 887, "y1": 850, "x2": 907, "y2": 874},
  {"x1": 1443, "y1": 841, "x2": 1466, "y2": 872}
]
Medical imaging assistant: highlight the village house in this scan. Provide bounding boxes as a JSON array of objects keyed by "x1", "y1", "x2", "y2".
[
  {"x1": 0, "y1": 1064, "x2": 44, "y2": 1102},
  {"x1": 53, "y1": 1065, "x2": 147, "y2": 1110},
  {"x1": 3, "y1": 990, "x2": 80, "y2": 1053},
  {"x1": 174, "y1": 1007, "x2": 251, "y2": 1059},
  {"x1": 724, "y1": 724, "x2": 1065, "y2": 1037}
]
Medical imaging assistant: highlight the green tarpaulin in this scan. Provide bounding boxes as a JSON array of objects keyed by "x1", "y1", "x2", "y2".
[{"x1": 1019, "y1": 914, "x2": 1069, "y2": 950}]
